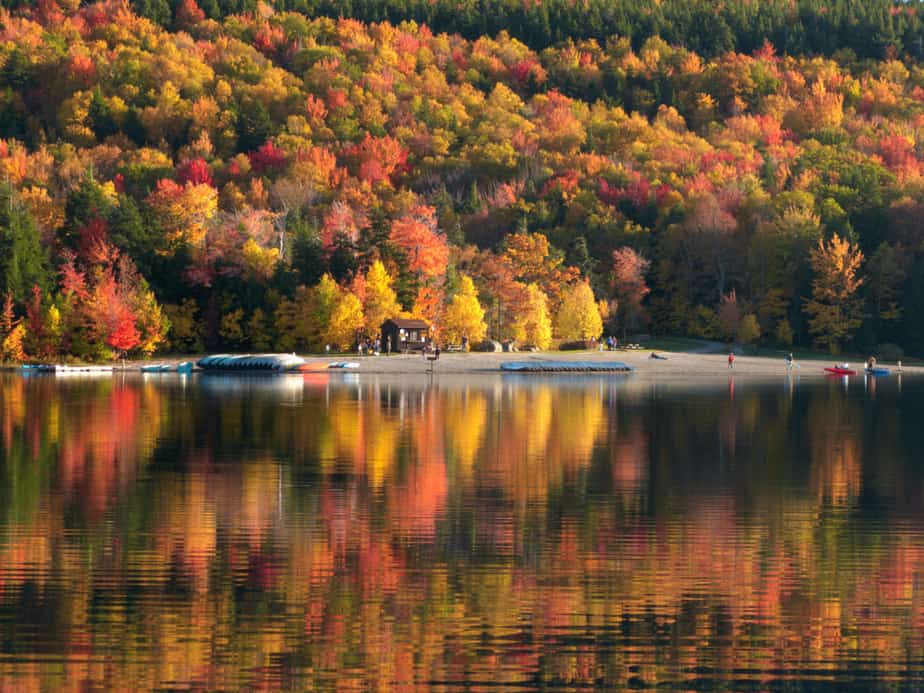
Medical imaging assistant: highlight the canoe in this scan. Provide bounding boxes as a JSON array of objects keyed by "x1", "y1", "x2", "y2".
[
  {"x1": 176, "y1": 361, "x2": 194, "y2": 373},
  {"x1": 141, "y1": 364, "x2": 170, "y2": 373},
  {"x1": 197, "y1": 354, "x2": 306, "y2": 371},
  {"x1": 824, "y1": 367, "x2": 857, "y2": 376},
  {"x1": 865, "y1": 367, "x2": 891, "y2": 376},
  {"x1": 501, "y1": 360, "x2": 634, "y2": 373},
  {"x1": 297, "y1": 362, "x2": 329, "y2": 372}
]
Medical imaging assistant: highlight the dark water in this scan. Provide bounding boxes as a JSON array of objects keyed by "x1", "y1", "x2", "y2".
[{"x1": 1, "y1": 371, "x2": 924, "y2": 690}]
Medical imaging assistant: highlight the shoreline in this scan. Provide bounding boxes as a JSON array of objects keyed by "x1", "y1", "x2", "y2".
[{"x1": 5, "y1": 350, "x2": 918, "y2": 379}]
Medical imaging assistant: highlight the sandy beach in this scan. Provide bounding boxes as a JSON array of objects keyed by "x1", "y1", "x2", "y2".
[{"x1": 109, "y1": 349, "x2": 921, "y2": 381}]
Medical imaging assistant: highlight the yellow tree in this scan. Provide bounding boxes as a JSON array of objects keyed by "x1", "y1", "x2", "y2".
[
  {"x1": 804, "y1": 234, "x2": 864, "y2": 353},
  {"x1": 501, "y1": 232, "x2": 580, "y2": 313},
  {"x1": 555, "y1": 281, "x2": 603, "y2": 341},
  {"x1": 0, "y1": 293, "x2": 25, "y2": 362},
  {"x1": 441, "y1": 275, "x2": 487, "y2": 347},
  {"x1": 512, "y1": 283, "x2": 552, "y2": 350},
  {"x1": 325, "y1": 291, "x2": 364, "y2": 351},
  {"x1": 363, "y1": 260, "x2": 401, "y2": 336},
  {"x1": 277, "y1": 276, "x2": 343, "y2": 352},
  {"x1": 306, "y1": 274, "x2": 342, "y2": 351}
]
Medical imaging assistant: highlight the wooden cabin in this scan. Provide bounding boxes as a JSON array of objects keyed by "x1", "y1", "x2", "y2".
[{"x1": 381, "y1": 318, "x2": 430, "y2": 353}]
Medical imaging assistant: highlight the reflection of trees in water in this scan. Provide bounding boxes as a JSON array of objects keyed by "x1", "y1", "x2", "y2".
[
  {"x1": 1, "y1": 376, "x2": 924, "y2": 688},
  {"x1": 809, "y1": 385, "x2": 863, "y2": 508}
]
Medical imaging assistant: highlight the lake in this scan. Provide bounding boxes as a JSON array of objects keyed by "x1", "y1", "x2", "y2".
[{"x1": 0, "y1": 371, "x2": 922, "y2": 690}]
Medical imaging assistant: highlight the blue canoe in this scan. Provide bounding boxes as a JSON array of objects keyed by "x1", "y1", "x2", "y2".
[
  {"x1": 142, "y1": 361, "x2": 195, "y2": 373},
  {"x1": 197, "y1": 354, "x2": 306, "y2": 371},
  {"x1": 141, "y1": 364, "x2": 171, "y2": 373},
  {"x1": 865, "y1": 367, "x2": 891, "y2": 376}
]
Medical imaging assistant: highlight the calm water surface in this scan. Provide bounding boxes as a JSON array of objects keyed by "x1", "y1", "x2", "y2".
[{"x1": 1, "y1": 371, "x2": 923, "y2": 690}]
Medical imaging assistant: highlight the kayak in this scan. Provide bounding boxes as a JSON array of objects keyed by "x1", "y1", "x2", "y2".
[
  {"x1": 141, "y1": 364, "x2": 170, "y2": 373},
  {"x1": 865, "y1": 367, "x2": 891, "y2": 376},
  {"x1": 825, "y1": 367, "x2": 857, "y2": 376}
]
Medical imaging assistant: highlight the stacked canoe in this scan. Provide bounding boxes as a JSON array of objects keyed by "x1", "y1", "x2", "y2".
[
  {"x1": 197, "y1": 354, "x2": 306, "y2": 371},
  {"x1": 501, "y1": 360, "x2": 634, "y2": 373}
]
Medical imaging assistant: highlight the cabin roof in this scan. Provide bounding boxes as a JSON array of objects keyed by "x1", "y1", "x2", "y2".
[{"x1": 383, "y1": 318, "x2": 430, "y2": 329}]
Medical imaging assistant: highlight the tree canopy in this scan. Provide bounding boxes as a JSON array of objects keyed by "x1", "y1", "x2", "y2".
[{"x1": 1, "y1": 0, "x2": 924, "y2": 358}]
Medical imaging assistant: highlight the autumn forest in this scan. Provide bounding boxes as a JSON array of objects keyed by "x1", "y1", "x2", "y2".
[{"x1": 2, "y1": 0, "x2": 924, "y2": 359}]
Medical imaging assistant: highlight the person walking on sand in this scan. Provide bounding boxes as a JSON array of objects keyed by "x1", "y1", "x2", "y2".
[
  {"x1": 786, "y1": 352, "x2": 794, "y2": 371},
  {"x1": 728, "y1": 352, "x2": 735, "y2": 369}
]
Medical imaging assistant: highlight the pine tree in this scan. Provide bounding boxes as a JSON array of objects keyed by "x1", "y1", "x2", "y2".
[{"x1": 0, "y1": 184, "x2": 52, "y2": 304}]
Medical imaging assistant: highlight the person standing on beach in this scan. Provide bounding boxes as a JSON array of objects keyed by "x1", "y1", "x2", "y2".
[
  {"x1": 728, "y1": 352, "x2": 735, "y2": 369},
  {"x1": 786, "y1": 352, "x2": 794, "y2": 370}
]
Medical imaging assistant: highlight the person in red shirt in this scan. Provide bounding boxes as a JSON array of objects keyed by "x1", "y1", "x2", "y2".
[{"x1": 728, "y1": 352, "x2": 735, "y2": 369}]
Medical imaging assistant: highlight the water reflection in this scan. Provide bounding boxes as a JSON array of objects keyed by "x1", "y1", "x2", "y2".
[{"x1": 0, "y1": 373, "x2": 923, "y2": 689}]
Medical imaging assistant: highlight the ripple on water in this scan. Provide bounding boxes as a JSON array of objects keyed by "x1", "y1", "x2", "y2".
[{"x1": 0, "y1": 373, "x2": 922, "y2": 689}]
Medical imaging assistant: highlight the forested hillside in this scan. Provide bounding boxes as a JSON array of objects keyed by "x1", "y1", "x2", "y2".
[{"x1": 1, "y1": 0, "x2": 924, "y2": 359}]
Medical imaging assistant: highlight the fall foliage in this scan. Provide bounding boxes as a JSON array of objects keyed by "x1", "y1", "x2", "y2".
[
  {"x1": 362, "y1": 260, "x2": 401, "y2": 338},
  {"x1": 0, "y1": 1, "x2": 922, "y2": 357},
  {"x1": 441, "y1": 275, "x2": 487, "y2": 346},
  {"x1": 555, "y1": 281, "x2": 603, "y2": 341},
  {"x1": 512, "y1": 283, "x2": 553, "y2": 349},
  {"x1": 804, "y1": 234, "x2": 865, "y2": 352}
]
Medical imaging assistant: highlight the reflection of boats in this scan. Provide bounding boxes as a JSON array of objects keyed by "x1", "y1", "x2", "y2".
[
  {"x1": 825, "y1": 367, "x2": 857, "y2": 376},
  {"x1": 501, "y1": 360, "x2": 633, "y2": 373},
  {"x1": 18, "y1": 363, "x2": 114, "y2": 376},
  {"x1": 197, "y1": 354, "x2": 306, "y2": 371},
  {"x1": 198, "y1": 373, "x2": 305, "y2": 401}
]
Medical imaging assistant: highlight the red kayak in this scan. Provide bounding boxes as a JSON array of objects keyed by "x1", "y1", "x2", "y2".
[{"x1": 824, "y1": 367, "x2": 857, "y2": 376}]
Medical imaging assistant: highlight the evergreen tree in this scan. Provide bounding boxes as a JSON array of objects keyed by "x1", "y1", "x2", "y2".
[{"x1": 0, "y1": 184, "x2": 51, "y2": 304}]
